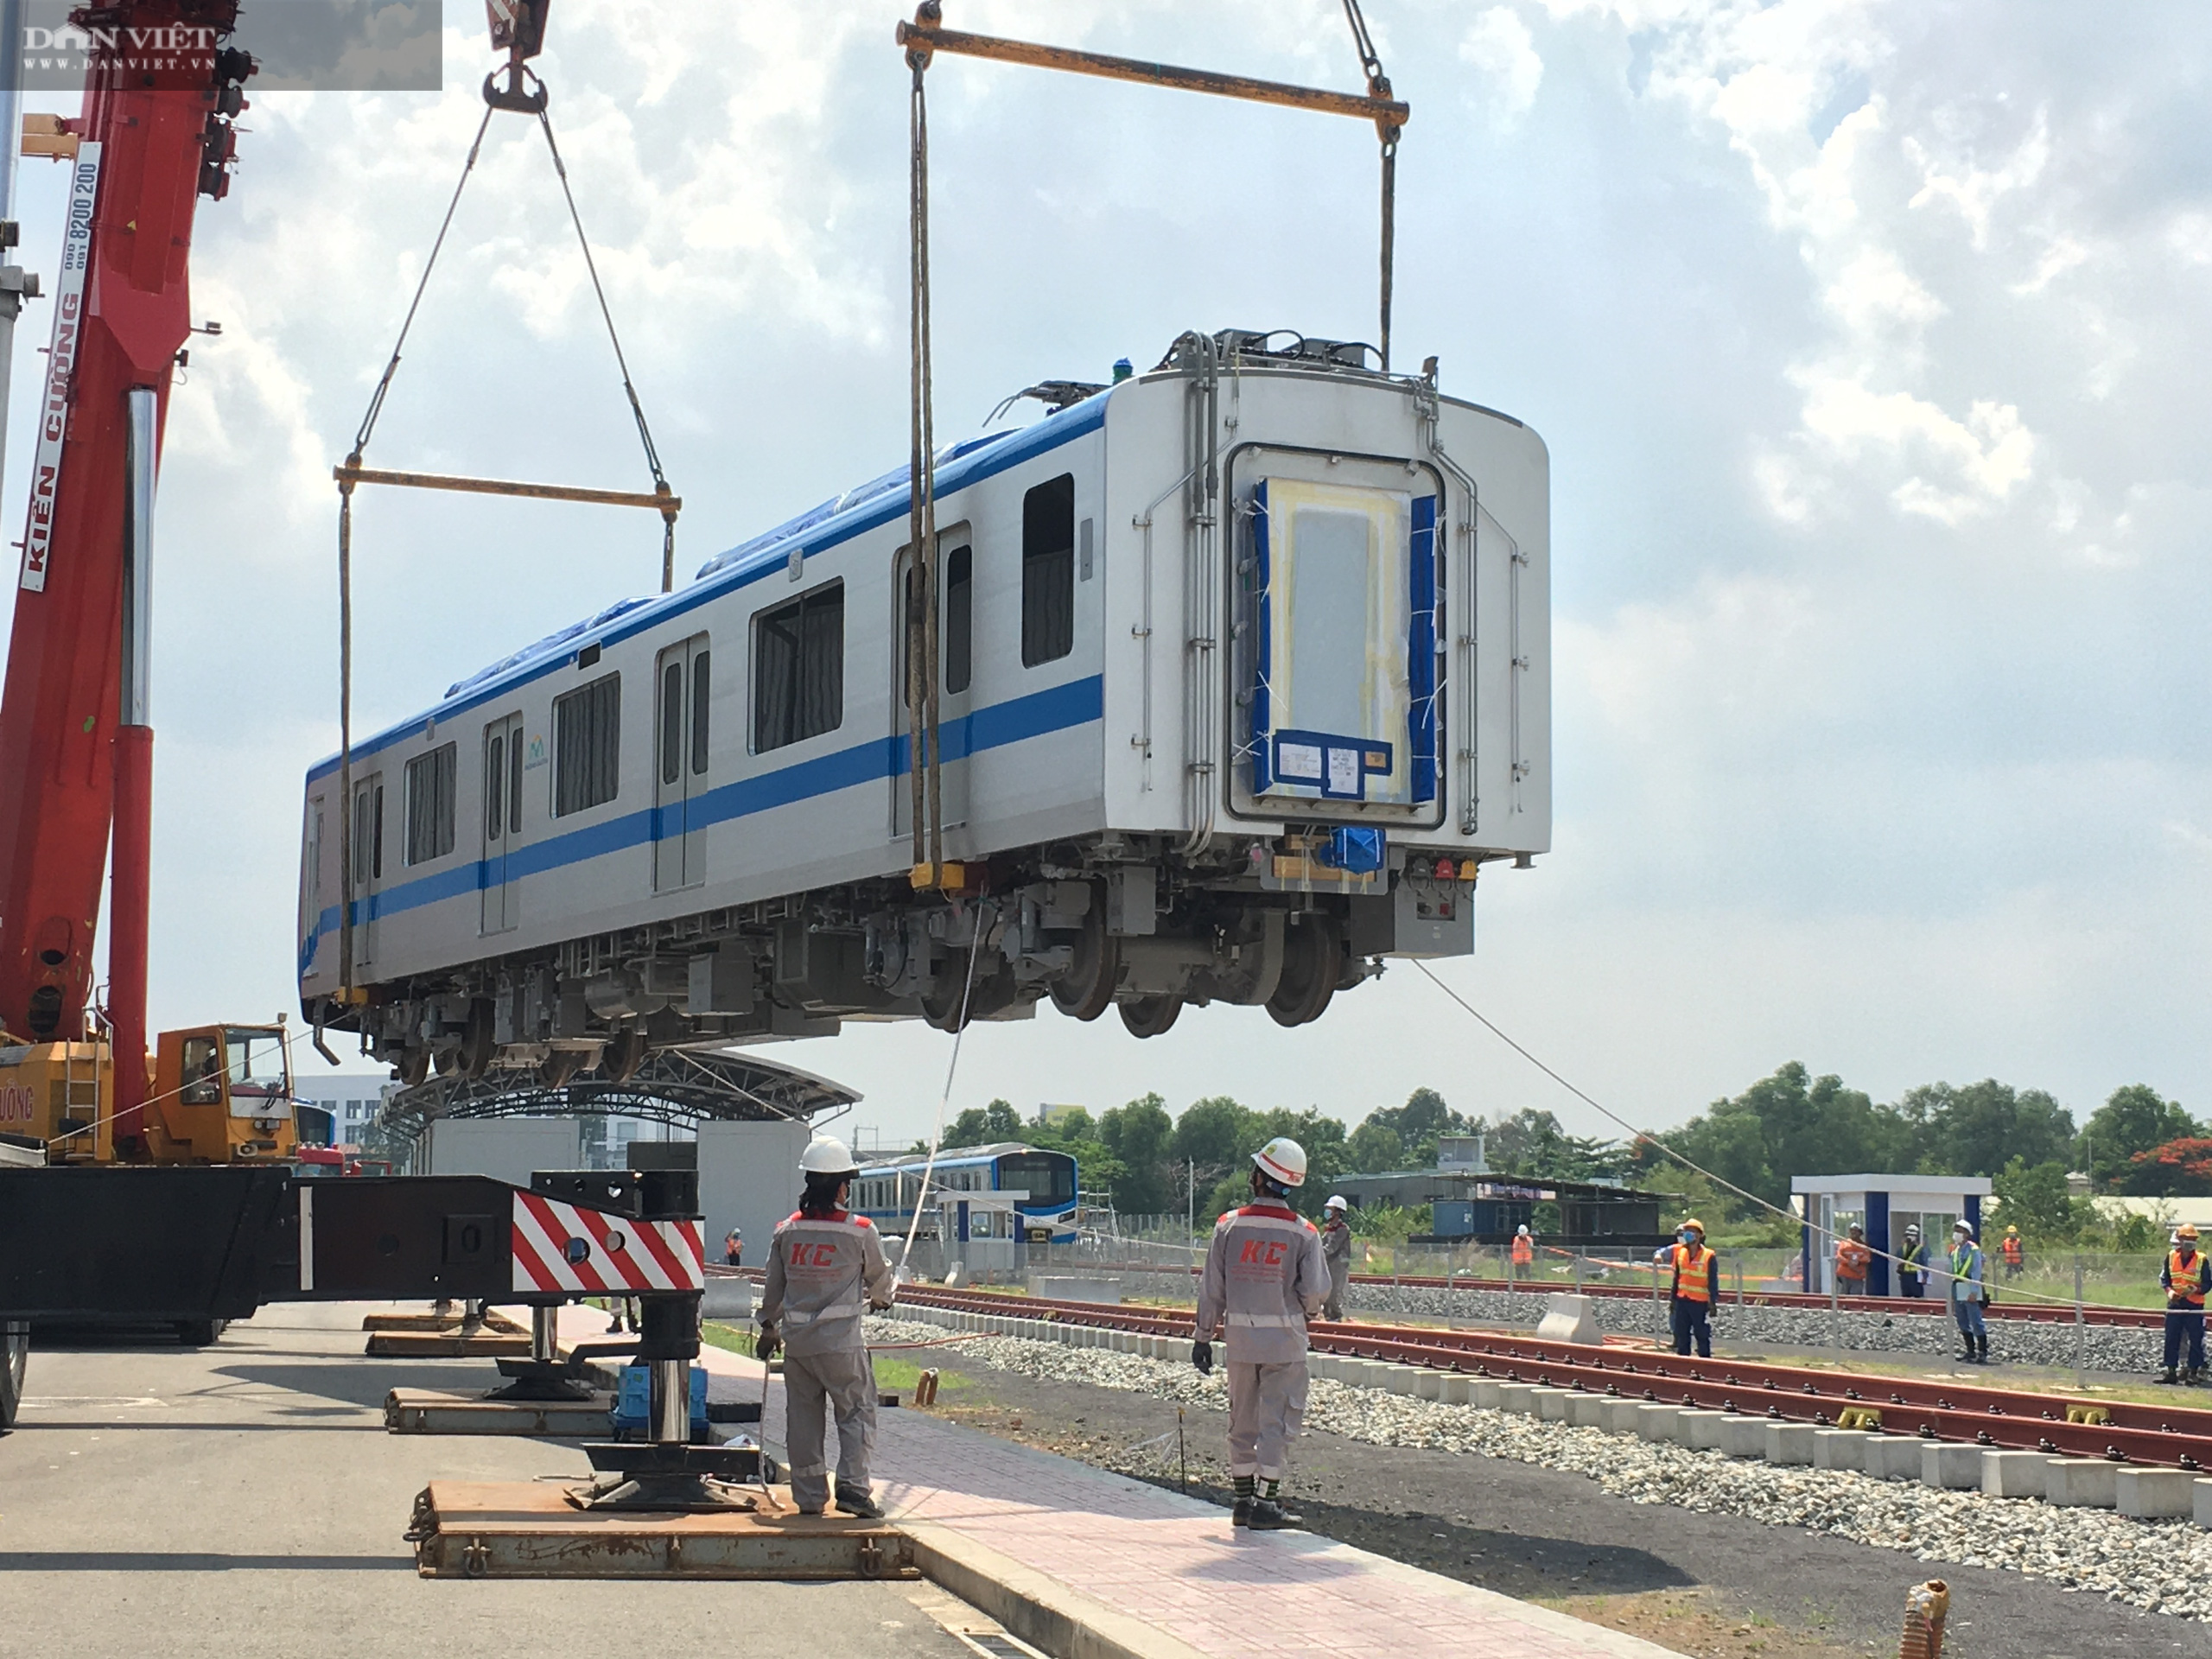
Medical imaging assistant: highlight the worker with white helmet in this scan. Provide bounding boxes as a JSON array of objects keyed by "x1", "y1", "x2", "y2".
[
  {"x1": 1320, "y1": 1194, "x2": 1353, "y2": 1322},
  {"x1": 1192, "y1": 1135, "x2": 1330, "y2": 1529},
  {"x1": 1946, "y1": 1220, "x2": 1987, "y2": 1365},
  {"x1": 756, "y1": 1135, "x2": 897, "y2": 1516}
]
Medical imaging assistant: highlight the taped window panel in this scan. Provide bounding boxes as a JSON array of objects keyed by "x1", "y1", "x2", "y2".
[
  {"x1": 1248, "y1": 477, "x2": 1414, "y2": 805},
  {"x1": 1408, "y1": 494, "x2": 1439, "y2": 804}
]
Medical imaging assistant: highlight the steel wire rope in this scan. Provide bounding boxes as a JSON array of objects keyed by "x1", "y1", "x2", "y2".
[
  {"x1": 906, "y1": 39, "x2": 944, "y2": 882},
  {"x1": 1410, "y1": 959, "x2": 2122, "y2": 1313},
  {"x1": 897, "y1": 906, "x2": 988, "y2": 1278},
  {"x1": 1339, "y1": 0, "x2": 1397, "y2": 371}
]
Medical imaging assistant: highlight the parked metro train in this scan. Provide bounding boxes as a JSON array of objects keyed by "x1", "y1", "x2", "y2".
[
  {"x1": 296, "y1": 328, "x2": 1550, "y2": 1085},
  {"x1": 849, "y1": 1143, "x2": 1080, "y2": 1245}
]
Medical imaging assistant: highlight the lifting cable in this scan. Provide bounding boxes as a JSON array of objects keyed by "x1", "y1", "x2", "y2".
[
  {"x1": 891, "y1": 4, "x2": 1413, "y2": 896},
  {"x1": 332, "y1": 65, "x2": 680, "y2": 1001}
]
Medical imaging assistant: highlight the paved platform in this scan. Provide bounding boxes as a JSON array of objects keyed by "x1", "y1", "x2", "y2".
[{"x1": 558, "y1": 1308, "x2": 1684, "y2": 1658}]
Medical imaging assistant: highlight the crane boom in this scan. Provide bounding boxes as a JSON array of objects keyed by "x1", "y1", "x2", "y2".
[{"x1": 0, "y1": 3, "x2": 251, "y2": 1107}]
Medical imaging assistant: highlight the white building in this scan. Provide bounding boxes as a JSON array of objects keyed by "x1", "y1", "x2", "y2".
[{"x1": 292, "y1": 1072, "x2": 394, "y2": 1145}]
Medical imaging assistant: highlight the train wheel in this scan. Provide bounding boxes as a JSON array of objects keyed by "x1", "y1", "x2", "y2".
[
  {"x1": 539, "y1": 1048, "x2": 586, "y2": 1088},
  {"x1": 602, "y1": 1030, "x2": 649, "y2": 1082},
  {"x1": 1, "y1": 1320, "x2": 26, "y2": 1431},
  {"x1": 1118, "y1": 995, "x2": 1182, "y2": 1039},
  {"x1": 923, "y1": 949, "x2": 1015, "y2": 1032},
  {"x1": 1267, "y1": 915, "x2": 1341, "y2": 1028},
  {"x1": 397, "y1": 1046, "x2": 430, "y2": 1088},
  {"x1": 459, "y1": 1000, "x2": 497, "y2": 1080},
  {"x1": 1048, "y1": 908, "x2": 1120, "y2": 1022}
]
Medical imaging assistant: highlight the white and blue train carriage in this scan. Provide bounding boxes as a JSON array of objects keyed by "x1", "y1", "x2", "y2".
[
  {"x1": 296, "y1": 327, "x2": 1550, "y2": 1086},
  {"x1": 850, "y1": 1142, "x2": 1079, "y2": 1246}
]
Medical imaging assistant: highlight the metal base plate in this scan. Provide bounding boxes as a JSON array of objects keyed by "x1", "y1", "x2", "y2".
[
  {"x1": 407, "y1": 1481, "x2": 917, "y2": 1580},
  {"x1": 366, "y1": 1330, "x2": 531, "y2": 1358},
  {"x1": 384, "y1": 1388, "x2": 614, "y2": 1438}
]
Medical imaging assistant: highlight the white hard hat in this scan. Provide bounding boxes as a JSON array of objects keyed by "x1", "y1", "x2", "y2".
[
  {"x1": 1251, "y1": 1136, "x2": 1307, "y2": 1187},
  {"x1": 1325, "y1": 1194, "x2": 1348, "y2": 1211},
  {"x1": 1516, "y1": 1224, "x2": 1529, "y2": 1236},
  {"x1": 1952, "y1": 1220, "x2": 1974, "y2": 1238},
  {"x1": 800, "y1": 1136, "x2": 859, "y2": 1178}
]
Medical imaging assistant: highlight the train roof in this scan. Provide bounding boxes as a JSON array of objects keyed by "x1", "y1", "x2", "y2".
[{"x1": 859, "y1": 1141, "x2": 1065, "y2": 1172}]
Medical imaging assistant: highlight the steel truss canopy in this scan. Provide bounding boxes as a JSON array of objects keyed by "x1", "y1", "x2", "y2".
[{"x1": 376, "y1": 1048, "x2": 859, "y2": 1143}]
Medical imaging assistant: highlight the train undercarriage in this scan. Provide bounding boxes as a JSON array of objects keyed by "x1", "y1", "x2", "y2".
[{"x1": 311, "y1": 832, "x2": 1478, "y2": 1085}]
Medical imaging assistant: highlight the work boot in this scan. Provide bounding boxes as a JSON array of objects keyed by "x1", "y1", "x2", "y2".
[
  {"x1": 1976, "y1": 1333, "x2": 1991, "y2": 1364},
  {"x1": 2156, "y1": 1367, "x2": 2180, "y2": 1384},
  {"x1": 1246, "y1": 1497, "x2": 1302, "y2": 1530},
  {"x1": 834, "y1": 1489, "x2": 884, "y2": 1519},
  {"x1": 1231, "y1": 1496, "x2": 1254, "y2": 1527},
  {"x1": 1957, "y1": 1339, "x2": 1977, "y2": 1363},
  {"x1": 2188, "y1": 1366, "x2": 2206, "y2": 1387}
]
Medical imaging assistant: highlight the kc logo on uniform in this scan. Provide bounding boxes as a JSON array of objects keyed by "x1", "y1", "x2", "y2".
[{"x1": 1238, "y1": 1239, "x2": 1287, "y2": 1267}]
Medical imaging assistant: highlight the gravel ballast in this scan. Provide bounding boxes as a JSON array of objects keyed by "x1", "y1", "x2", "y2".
[{"x1": 879, "y1": 1312, "x2": 2212, "y2": 1621}]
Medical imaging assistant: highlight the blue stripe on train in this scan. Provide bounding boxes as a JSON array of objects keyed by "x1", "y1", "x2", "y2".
[{"x1": 300, "y1": 673, "x2": 1104, "y2": 977}]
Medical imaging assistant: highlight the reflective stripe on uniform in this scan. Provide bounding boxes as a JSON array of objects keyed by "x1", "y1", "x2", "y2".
[
  {"x1": 783, "y1": 1305, "x2": 861, "y2": 1327},
  {"x1": 1229, "y1": 1312, "x2": 1299, "y2": 1327},
  {"x1": 1671, "y1": 1243, "x2": 1714, "y2": 1303},
  {"x1": 2171, "y1": 1250, "x2": 2208, "y2": 1309}
]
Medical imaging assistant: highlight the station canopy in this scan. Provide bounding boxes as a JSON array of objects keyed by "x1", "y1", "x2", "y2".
[{"x1": 374, "y1": 1047, "x2": 858, "y2": 1144}]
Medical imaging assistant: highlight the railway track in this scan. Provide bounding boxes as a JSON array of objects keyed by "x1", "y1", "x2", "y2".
[
  {"x1": 1066, "y1": 1258, "x2": 2166, "y2": 1328},
  {"x1": 892, "y1": 1283, "x2": 2212, "y2": 1469}
]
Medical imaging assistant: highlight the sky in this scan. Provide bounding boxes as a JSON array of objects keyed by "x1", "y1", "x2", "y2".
[{"x1": 3, "y1": 1, "x2": 2206, "y2": 1153}]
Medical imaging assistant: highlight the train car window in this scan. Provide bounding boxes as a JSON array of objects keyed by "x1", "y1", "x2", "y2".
[
  {"x1": 509, "y1": 731, "x2": 524, "y2": 834},
  {"x1": 659, "y1": 660, "x2": 683, "y2": 785},
  {"x1": 554, "y1": 672, "x2": 622, "y2": 817},
  {"x1": 944, "y1": 545, "x2": 972, "y2": 693},
  {"x1": 485, "y1": 735, "x2": 504, "y2": 842},
  {"x1": 753, "y1": 582, "x2": 844, "y2": 752},
  {"x1": 690, "y1": 651, "x2": 711, "y2": 776},
  {"x1": 404, "y1": 743, "x2": 455, "y2": 862},
  {"x1": 372, "y1": 783, "x2": 385, "y2": 879},
  {"x1": 1021, "y1": 474, "x2": 1075, "y2": 666}
]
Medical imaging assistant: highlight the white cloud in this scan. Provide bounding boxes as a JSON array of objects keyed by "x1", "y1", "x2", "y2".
[{"x1": 1459, "y1": 8, "x2": 1545, "y2": 126}]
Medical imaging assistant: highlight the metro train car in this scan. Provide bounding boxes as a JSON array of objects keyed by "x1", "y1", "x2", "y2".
[
  {"x1": 849, "y1": 1142, "x2": 1079, "y2": 1245},
  {"x1": 296, "y1": 327, "x2": 1551, "y2": 1084}
]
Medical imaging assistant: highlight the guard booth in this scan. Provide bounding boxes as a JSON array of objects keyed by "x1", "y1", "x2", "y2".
[
  {"x1": 940, "y1": 1189, "x2": 1028, "y2": 1281},
  {"x1": 1792, "y1": 1173, "x2": 1991, "y2": 1296}
]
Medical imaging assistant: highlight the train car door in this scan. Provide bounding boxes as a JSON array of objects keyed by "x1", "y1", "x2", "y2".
[
  {"x1": 892, "y1": 532, "x2": 972, "y2": 837},
  {"x1": 480, "y1": 715, "x2": 524, "y2": 933},
  {"x1": 654, "y1": 634, "x2": 709, "y2": 891},
  {"x1": 348, "y1": 772, "x2": 384, "y2": 971}
]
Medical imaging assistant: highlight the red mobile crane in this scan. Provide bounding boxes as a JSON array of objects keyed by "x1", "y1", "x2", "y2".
[{"x1": 0, "y1": 3, "x2": 279, "y2": 1162}]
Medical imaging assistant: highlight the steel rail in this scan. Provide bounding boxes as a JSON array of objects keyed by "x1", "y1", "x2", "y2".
[
  {"x1": 1057, "y1": 1257, "x2": 2165, "y2": 1328},
  {"x1": 892, "y1": 1284, "x2": 2212, "y2": 1467}
]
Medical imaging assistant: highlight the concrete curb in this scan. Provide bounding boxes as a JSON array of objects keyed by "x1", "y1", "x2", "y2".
[{"x1": 900, "y1": 1520, "x2": 1215, "y2": 1659}]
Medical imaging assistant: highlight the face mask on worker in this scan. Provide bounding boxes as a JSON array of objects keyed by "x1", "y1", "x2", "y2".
[{"x1": 1678, "y1": 1230, "x2": 1695, "y2": 1244}]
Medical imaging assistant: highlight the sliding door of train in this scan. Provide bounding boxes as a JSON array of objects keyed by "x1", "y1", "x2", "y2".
[
  {"x1": 654, "y1": 634, "x2": 710, "y2": 892},
  {"x1": 892, "y1": 529, "x2": 973, "y2": 837},
  {"x1": 348, "y1": 772, "x2": 384, "y2": 970},
  {"x1": 480, "y1": 715, "x2": 523, "y2": 933}
]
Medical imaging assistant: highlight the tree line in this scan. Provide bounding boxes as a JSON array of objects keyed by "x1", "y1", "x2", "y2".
[{"x1": 918, "y1": 1058, "x2": 2203, "y2": 1244}]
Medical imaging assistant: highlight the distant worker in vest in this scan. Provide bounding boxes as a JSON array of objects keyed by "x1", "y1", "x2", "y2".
[
  {"x1": 2000, "y1": 1225, "x2": 2024, "y2": 1281},
  {"x1": 1894, "y1": 1224, "x2": 1929, "y2": 1299},
  {"x1": 1834, "y1": 1223, "x2": 1872, "y2": 1294},
  {"x1": 755, "y1": 1136, "x2": 898, "y2": 1517},
  {"x1": 1510, "y1": 1224, "x2": 1535, "y2": 1281},
  {"x1": 2158, "y1": 1224, "x2": 2210, "y2": 1385},
  {"x1": 724, "y1": 1226, "x2": 743, "y2": 1268},
  {"x1": 1947, "y1": 1220, "x2": 1987, "y2": 1364},
  {"x1": 1652, "y1": 1217, "x2": 1718, "y2": 1357},
  {"x1": 1321, "y1": 1194, "x2": 1353, "y2": 1322},
  {"x1": 1193, "y1": 1136, "x2": 1330, "y2": 1530}
]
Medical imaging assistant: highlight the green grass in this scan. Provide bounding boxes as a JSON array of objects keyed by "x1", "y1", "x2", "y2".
[
  {"x1": 702, "y1": 1320, "x2": 757, "y2": 1357},
  {"x1": 699, "y1": 1320, "x2": 966, "y2": 1398}
]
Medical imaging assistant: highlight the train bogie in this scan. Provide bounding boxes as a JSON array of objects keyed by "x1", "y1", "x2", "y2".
[{"x1": 296, "y1": 330, "x2": 1549, "y2": 1080}]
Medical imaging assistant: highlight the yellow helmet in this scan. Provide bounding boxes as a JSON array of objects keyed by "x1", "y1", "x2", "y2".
[
  {"x1": 2006, "y1": 1224, "x2": 2018, "y2": 1235},
  {"x1": 1679, "y1": 1217, "x2": 1706, "y2": 1236},
  {"x1": 2179, "y1": 1224, "x2": 2201, "y2": 1242}
]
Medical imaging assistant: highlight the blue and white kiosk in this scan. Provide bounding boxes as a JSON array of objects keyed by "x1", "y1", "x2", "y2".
[{"x1": 1791, "y1": 1173, "x2": 1993, "y2": 1297}]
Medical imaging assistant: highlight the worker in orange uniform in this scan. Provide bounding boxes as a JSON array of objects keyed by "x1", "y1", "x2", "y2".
[
  {"x1": 1652, "y1": 1217, "x2": 1718, "y2": 1357},
  {"x1": 2158, "y1": 1224, "x2": 2211, "y2": 1385},
  {"x1": 756, "y1": 1136, "x2": 898, "y2": 1517},
  {"x1": 1510, "y1": 1224, "x2": 1535, "y2": 1282},
  {"x1": 1193, "y1": 1136, "x2": 1330, "y2": 1530},
  {"x1": 2000, "y1": 1225, "x2": 2024, "y2": 1281},
  {"x1": 1834, "y1": 1223, "x2": 1872, "y2": 1294}
]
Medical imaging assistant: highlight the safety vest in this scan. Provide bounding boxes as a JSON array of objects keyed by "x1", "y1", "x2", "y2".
[
  {"x1": 2001, "y1": 1236, "x2": 2024, "y2": 1266},
  {"x1": 2169, "y1": 1250, "x2": 2207, "y2": 1310},
  {"x1": 1670, "y1": 1243, "x2": 1715, "y2": 1304},
  {"x1": 1510, "y1": 1234, "x2": 1535, "y2": 1266}
]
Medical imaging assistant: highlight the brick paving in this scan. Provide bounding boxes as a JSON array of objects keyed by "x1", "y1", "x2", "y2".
[{"x1": 557, "y1": 1308, "x2": 1681, "y2": 1657}]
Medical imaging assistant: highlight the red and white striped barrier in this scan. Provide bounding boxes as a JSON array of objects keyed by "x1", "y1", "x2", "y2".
[{"x1": 510, "y1": 1192, "x2": 703, "y2": 1295}]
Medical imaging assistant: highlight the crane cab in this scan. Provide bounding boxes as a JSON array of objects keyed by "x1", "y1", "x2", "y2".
[{"x1": 148, "y1": 1026, "x2": 298, "y2": 1163}]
